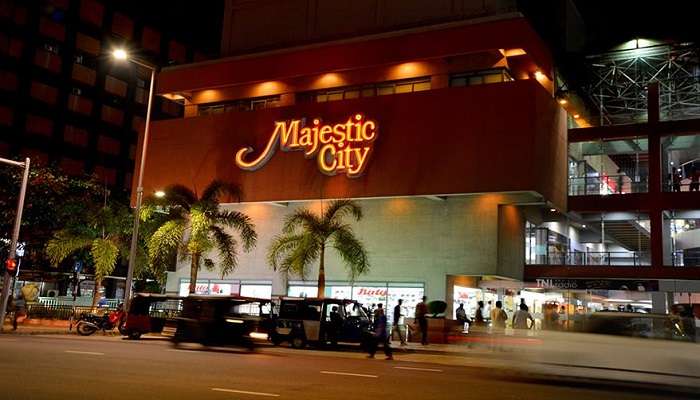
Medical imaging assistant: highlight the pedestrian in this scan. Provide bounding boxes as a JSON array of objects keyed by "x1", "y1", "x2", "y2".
[
  {"x1": 690, "y1": 168, "x2": 699, "y2": 192},
  {"x1": 392, "y1": 299, "x2": 407, "y2": 346},
  {"x1": 512, "y1": 303, "x2": 534, "y2": 330},
  {"x1": 455, "y1": 303, "x2": 468, "y2": 333},
  {"x1": 373, "y1": 302, "x2": 384, "y2": 321},
  {"x1": 415, "y1": 296, "x2": 429, "y2": 345},
  {"x1": 12, "y1": 293, "x2": 26, "y2": 331},
  {"x1": 519, "y1": 298, "x2": 529, "y2": 312},
  {"x1": 492, "y1": 301, "x2": 507, "y2": 329},
  {"x1": 673, "y1": 171, "x2": 682, "y2": 192},
  {"x1": 473, "y1": 301, "x2": 485, "y2": 326},
  {"x1": 367, "y1": 305, "x2": 393, "y2": 360},
  {"x1": 328, "y1": 306, "x2": 342, "y2": 345}
]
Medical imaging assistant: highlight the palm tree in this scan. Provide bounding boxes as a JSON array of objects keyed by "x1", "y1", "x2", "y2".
[
  {"x1": 268, "y1": 199, "x2": 370, "y2": 297},
  {"x1": 143, "y1": 180, "x2": 257, "y2": 294},
  {"x1": 46, "y1": 201, "x2": 133, "y2": 308}
]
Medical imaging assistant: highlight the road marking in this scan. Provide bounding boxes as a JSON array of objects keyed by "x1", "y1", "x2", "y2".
[
  {"x1": 320, "y1": 371, "x2": 378, "y2": 378},
  {"x1": 211, "y1": 388, "x2": 280, "y2": 397},
  {"x1": 64, "y1": 350, "x2": 104, "y2": 356},
  {"x1": 394, "y1": 366, "x2": 443, "y2": 373}
]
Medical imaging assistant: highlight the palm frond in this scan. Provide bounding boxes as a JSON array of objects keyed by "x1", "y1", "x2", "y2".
[
  {"x1": 45, "y1": 231, "x2": 93, "y2": 266},
  {"x1": 267, "y1": 233, "x2": 318, "y2": 279},
  {"x1": 201, "y1": 180, "x2": 241, "y2": 203},
  {"x1": 216, "y1": 210, "x2": 257, "y2": 251},
  {"x1": 331, "y1": 225, "x2": 370, "y2": 280},
  {"x1": 147, "y1": 219, "x2": 186, "y2": 272},
  {"x1": 283, "y1": 209, "x2": 322, "y2": 235},
  {"x1": 323, "y1": 199, "x2": 362, "y2": 226},
  {"x1": 203, "y1": 258, "x2": 216, "y2": 271},
  {"x1": 210, "y1": 225, "x2": 238, "y2": 277},
  {"x1": 90, "y1": 238, "x2": 119, "y2": 282},
  {"x1": 163, "y1": 184, "x2": 197, "y2": 210}
]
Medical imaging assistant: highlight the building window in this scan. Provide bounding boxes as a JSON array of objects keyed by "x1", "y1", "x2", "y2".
[
  {"x1": 39, "y1": 16, "x2": 65, "y2": 41},
  {"x1": 101, "y1": 105, "x2": 124, "y2": 126},
  {"x1": 79, "y1": 0, "x2": 104, "y2": 27},
  {"x1": 168, "y1": 40, "x2": 186, "y2": 64},
  {"x1": 299, "y1": 77, "x2": 431, "y2": 103},
  {"x1": 59, "y1": 157, "x2": 85, "y2": 175},
  {"x1": 72, "y1": 63, "x2": 96, "y2": 85},
  {"x1": 0, "y1": 34, "x2": 24, "y2": 58},
  {"x1": 449, "y1": 68, "x2": 514, "y2": 87},
  {"x1": 141, "y1": 26, "x2": 161, "y2": 54},
  {"x1": 97, "y1": 134, "x2": 121, "y2": 155},
  {"x1": 111, "y1": 13, "x2": 134, "y2": 39},
  {"x1": 30, "y1": 81, "x2": 59, "y2": 104},
  {"x1": 75, "y1": 33, "x2": 100, "y2": 55},
  {"x1": 67, "y1": 94, "x2": 93, "y2": 115},
  {"x1": 568, "y1": 138, "x2": 649, "y2": 196},
  {"x1": 198, "y1": 95, "x2": 281, "y2": 116},
  {"x1": 93, "y1": 165, "x2": 117, "y2": 186},
  {"x1": 105, "y1": 75, "x2": 128, "y2": 97},
  {"x1": 34, "y1": 48, "x2": 62, "y2": 72},
  {"x1": 64, "y1": 125, "x2": 89, "y2": 147},
  {"x1": 0, "y1": 70, "x2": 18, "y2": 91},
  {"x1": 0, "y1": 106, "x2": 13, "y2": 125},
  {"x1": 25, "y1": 114, "x2": 53, "y2": 136}
]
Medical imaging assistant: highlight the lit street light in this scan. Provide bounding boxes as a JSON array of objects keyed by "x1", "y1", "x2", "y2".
[{"x1": 112, "y1": 48, "x2": 157, "y2": 311}]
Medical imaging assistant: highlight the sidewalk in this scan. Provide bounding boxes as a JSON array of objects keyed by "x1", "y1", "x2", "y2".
[{"x1": 1, "y1": 324, "x2": 71, "y2": 335}]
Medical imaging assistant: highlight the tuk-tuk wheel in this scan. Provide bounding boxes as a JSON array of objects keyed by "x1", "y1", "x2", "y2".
[
  {"x1": 290, "y1": 335, "x2": 306, "y2": 349},
  {"x1": 270, "y1": 333, "x2": 283, "y2": 346},
  {"x1": 127, "y1": 331, "x2": 142, "y2": 340}
]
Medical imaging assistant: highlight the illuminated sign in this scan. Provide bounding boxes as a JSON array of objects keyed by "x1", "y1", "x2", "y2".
[{"x1": 235, "y1": 114, "x2": 377, "y2": 178}]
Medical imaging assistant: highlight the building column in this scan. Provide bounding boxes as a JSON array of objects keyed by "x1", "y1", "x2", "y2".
[
  {"x1": 647, "y1": 83, "x2": 664, "y2": 268},
  {"x1": 651, "y1": 291, "x2": 668, "y2": 314},
  {"x1": 271, "y1": 271, "x2": 287, "y2": 297}
]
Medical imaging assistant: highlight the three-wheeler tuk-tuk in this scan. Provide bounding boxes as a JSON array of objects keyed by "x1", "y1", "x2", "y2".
[
  {"x1": 165, "y1": 296, "x2": 273, "y2": 349},
  {"x1": 271, "y1": 297, "x2": 371, "y2": 349},
  {"x1": 123, "y1": 293, "x2": 184, "y2": 340}
]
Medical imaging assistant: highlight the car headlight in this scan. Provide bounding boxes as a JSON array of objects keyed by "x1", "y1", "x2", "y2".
[
  {"x1": 249, "y1": 332, "x2": 268, "y2": 340},
  {"x1": 226, "y1": 318, "x2": 245, "y2": 324}
]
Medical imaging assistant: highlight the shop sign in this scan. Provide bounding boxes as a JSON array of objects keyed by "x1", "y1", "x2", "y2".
[
  {"x1": 235, "y1": 114, "x2": 378, "y2": 178},
  {"x1": 534, "y1": 278, "x2": 659, "y2": 291}
]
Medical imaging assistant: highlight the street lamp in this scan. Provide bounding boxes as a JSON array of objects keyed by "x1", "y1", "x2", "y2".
[
  {"x1": 0, "y1": 157, "x2": 30, "y2": 332},
  {"x1": 112, "y1": 48, "x2": 157, "y2": 311}
]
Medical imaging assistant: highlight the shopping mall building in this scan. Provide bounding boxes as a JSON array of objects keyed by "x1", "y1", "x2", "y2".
[{"x1": 135, "y1": 5, "x2": 700, "y2": 321}]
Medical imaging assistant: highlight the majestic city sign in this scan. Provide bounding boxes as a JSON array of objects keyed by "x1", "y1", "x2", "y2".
[{"x1": 235, "y1": 114, "x2": 377, "y2": 178}]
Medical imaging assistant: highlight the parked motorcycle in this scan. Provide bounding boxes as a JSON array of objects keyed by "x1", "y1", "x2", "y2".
[{"x1": 75, "y1": 308, "x2": 127, "y2": 336}]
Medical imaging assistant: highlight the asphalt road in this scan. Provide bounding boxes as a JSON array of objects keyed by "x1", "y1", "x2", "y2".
[{"x1": 0, "y1": 335, "x2": 689, "y2": 400}]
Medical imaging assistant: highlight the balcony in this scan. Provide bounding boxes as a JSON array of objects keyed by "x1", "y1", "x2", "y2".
[
  {"x1": 528, "y1": 251, "x2": 650, "y2": 267},
  {"x1": 568, "y1": 174, "x2": 647, "y2": 196}
]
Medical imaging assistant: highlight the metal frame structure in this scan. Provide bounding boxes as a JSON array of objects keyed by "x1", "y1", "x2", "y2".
[{"x1": 586, "y1": 42, "x2": 700, "y2": 125}]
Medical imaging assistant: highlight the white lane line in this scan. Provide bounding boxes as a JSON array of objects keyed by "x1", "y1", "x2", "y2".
[
  {"x1": 394, "y1": 366, "x2": 443, "y2": 373},
  {"x1": 64, "y1": 350, "x2": 104, "y2": 356},
  {"x1": 211, "y1": 388, "x2": 280, "y2": 397},
  {"x1": 320, "y1": 371, "x2": 378, "y2": 378}
]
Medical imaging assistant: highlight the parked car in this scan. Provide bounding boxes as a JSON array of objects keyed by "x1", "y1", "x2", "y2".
[
  {"x1": 271, "y1": 297, "x2": 371, "y2": 349},
  {"x1": 123, "y1": 293, "x2": 184, "y2": 340},
  {"x1": 165, "y1": 296, "x2": 272, "y2": 349},
  {"x1": 580, "y1": 311, "x2": 696, "y2": 342}
]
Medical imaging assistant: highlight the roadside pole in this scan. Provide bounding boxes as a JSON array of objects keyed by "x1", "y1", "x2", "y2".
[{"x1": 0, "y1": 157, "x2": 30, "y2": 332}]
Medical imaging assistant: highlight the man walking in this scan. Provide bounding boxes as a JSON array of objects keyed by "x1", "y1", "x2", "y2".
[
  {"x1": 368, "y1": 303, "x2": 393, "y2": 360},
  {"x1": 415, "y1": 296, "x2": 429, "y2": 345},
  {"x1": 392, "y1": 299, "x2": 407, "y2": 346}
]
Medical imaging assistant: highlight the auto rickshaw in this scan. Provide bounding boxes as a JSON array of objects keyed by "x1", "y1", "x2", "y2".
[
  {"x1": 271, "y1": 297, "x2": 371, "y2": 349},
  {"x1": 123, "y1": 293, "x2": 184, "y2": 340},
  {"x1": 166, "y1": 295, "x2": 273, "y2": 349}
]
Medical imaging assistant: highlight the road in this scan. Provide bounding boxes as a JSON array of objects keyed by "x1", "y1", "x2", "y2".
[{"x1": 0, "y1": 335, "x2": 691, "y2": 400}]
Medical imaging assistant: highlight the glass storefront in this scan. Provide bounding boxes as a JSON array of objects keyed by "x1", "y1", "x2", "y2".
[{"x1": 178, "y1": 279, "x2": 272, "y2": 298}]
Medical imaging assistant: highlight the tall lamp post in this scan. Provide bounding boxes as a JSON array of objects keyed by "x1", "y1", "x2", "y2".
[
  {"x1": 112, "y1": 48, "x2": 157, "y2": 311},
  {"x1": 0, "y1": 157, "x2": 30, "y2": 332}
]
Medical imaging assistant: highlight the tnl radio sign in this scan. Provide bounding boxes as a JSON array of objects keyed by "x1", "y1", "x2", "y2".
[{"x1": 235, "y1": 114, "x2": 377, "y2": 178}]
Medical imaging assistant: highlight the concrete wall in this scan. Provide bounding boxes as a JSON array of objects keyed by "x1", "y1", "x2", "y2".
[
  {"x1": 166, "y1": 192, "x2": 533, "y2": 301},
  {"x1": 221, "y1": 0, "x2": 518, "y2": 55}
]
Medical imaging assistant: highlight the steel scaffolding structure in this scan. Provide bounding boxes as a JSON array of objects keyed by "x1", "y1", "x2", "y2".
[{"x1": 586, "y1": 42, "x2": 700, "y2": 126}]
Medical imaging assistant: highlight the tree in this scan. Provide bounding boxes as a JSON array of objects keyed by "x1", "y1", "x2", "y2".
[
  {"x1": 45, "y1": 199, "x2": 134, "y2": 308},
  {"x1": 268, "y1": 199, "x2": 370, "y2": 297},
  {"x1": 143, "y1": 181, "x2": 257, "y2": 294}
]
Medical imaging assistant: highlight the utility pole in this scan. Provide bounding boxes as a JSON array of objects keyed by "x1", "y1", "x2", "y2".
[{"x1": 0, "y1": 157, "x2": 30, "y2": 332}]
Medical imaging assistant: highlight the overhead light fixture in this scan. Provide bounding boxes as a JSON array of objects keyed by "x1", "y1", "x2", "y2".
[
  {"x1": 558, "y1": 99, "x2": 568, "y2": 105},
  {"x1": 154, "y1": 190, "x2": 166, "y2": 198},
  {"x1": 582, "y1": 224, "x2": 587, "y2": 228},
  {"x1": 573, "y1": 114, "x2": 580, "y2": 119},
  {"x1": 534, "y1": 70, "x2": 545, "y2": 80},
  {"x1": 549, "y1": 208, "x2": 556, "y2": 212}
]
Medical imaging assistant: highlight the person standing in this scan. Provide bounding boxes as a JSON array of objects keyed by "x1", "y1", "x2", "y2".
[
  {"x1": 392, "y1": 299, "x2": 407, "y2": 346},
  {"x1": 492, "y1": 301, "x2": 507, "y2": 330},
  {"x1": 368, "y1": 305, "x2": 393, "y2": 360},
  {"x1": 455, "y1": 303, "x2": 468, "y2": 333},
  {"x1": 415, "y1": 296, "x2": 429, "y2": 345},
  {"x1": 513, "y1": 303, "x2": 535, "y2": 330}
]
